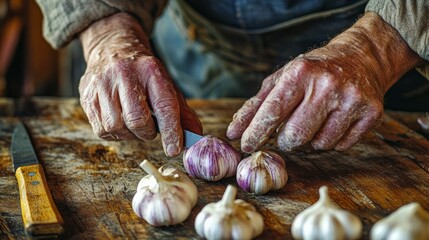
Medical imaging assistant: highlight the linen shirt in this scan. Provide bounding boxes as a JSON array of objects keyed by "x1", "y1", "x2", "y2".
[{"x1": 36, "y1": 0, "x2": 429, "y2": 95}]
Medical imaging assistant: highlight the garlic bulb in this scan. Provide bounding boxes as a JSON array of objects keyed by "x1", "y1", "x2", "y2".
[
  {"x1": 132, "y1": 160, "x2": 198, "y2": 226},
  {"x1": 236, "y1": 150, "x2": 288, "y2": 195},
  {"x1": 183, "y1": 135, "x2": 241, "y2": 181},
  {"x1": 291, "y1": 186, "x2": 362, "y2": 240},
  {"x1": 195, "y1": 185, "x2": 264, "y2": 240},
  {"x1": 370, "y1": 202, "x2": 429, "y2": 240}
]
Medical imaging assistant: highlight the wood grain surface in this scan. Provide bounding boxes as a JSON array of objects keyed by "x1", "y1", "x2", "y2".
[{"x1": 1, "y1": 97, "x2": 429, "y2": 239}]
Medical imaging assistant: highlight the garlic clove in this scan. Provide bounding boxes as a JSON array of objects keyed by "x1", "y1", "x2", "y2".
[
  {"x1": 183, "y1": 135, "x2": 241, "y2": 181},
  {"x1": 236, "y1": 150, "x2": 288, "y2": 195},
  {"x1": 195, "y1": 185, "x2": 264, "y2": 240},
  {"x1": 132, "y1": 160, "x2": 198, "y2": 226},
  {"x1": 291, "y1": 186, "x2": 362, "y2": 240},
  {"x1": 370, "y1": 202, "x2": 429, "y2": 240}
]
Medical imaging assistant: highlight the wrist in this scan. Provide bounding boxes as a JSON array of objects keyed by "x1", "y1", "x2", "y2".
[
  {"x1": 79, "y1": 12, "x2": 152, "y2": 62},
  {"x1": 326, "y1": 12, "x2": 423, "y2": 92}
]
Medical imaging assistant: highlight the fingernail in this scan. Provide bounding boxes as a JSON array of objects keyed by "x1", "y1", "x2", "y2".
[{"x1": 166, "y1": 143, "x2": 180, "y2": 157}]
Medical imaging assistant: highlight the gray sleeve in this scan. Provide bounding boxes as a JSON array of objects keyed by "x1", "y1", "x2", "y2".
[
  {"x1": 365, "y1": 0, "x2": 429, "y2": 79},
  {"x1": 35, "y1": 0, "x2": 167, "y2": 49}
]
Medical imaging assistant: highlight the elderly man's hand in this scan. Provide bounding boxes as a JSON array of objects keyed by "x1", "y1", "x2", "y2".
[
  {"x1": 79, "y1": 13, "x2": 202, "y2": 157},
  {"x1": 227, "y1": 12, "x2": 423, "y2": 153}
]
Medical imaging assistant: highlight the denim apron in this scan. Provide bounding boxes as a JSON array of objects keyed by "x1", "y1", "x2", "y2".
[{"x1": 152, "y1": 0, "x2": 429, "y2": 111}]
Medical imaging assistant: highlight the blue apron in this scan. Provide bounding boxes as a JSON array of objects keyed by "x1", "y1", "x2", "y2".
[{"x1": 152, "y1": 0, "x2": 366, "y2": 98}]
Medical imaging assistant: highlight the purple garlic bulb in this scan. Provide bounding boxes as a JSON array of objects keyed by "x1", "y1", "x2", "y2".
[
  {"x1": 236, "y1": 150, "x2": 288, "y2": 195},
  {"x1": 183, "y1": 135, "x2": 241, "y2": 181}
]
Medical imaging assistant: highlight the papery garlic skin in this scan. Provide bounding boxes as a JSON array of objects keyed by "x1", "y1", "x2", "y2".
[
  {"x1": 183, "y1": 135, "x2": 241, "y2": 181},
  {"x1": 370, "y1": 202, "x2": 429, "y2": 240},
  {"x1": 195, "y1": 185, "x2": 264, "y2": 240},
  {"x1": 291, "y1": 186, "x2": 362, "y2": 240},
  {"x1": 132, "y1": 160, "x2": 198, "y2": 226},
  {"x1": 236, "y1": 150, "x2": 288, "y2": 195}
]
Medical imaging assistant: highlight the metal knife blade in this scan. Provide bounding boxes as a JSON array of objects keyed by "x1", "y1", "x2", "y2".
[
  {"x1": 151, "y1": 114, "x2": 203, "y2": 148},
  {"x1": 10, "y1": 121, "x2": 64, "y2": 236},
  {"x1": 11, "y1": 122, "x2": 40, "y2": 171},
  {"x1": 184, "y1": 129, "x2": 203, "y2": 148}
]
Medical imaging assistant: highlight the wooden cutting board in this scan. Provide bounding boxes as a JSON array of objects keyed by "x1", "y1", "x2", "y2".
[{"x1": 0, "y1": 98, "x2": 429, "y2": 239}]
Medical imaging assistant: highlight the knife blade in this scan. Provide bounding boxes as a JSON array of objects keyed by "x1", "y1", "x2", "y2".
[
  {"x1": 151, "y1": 114, "x2": 203, "y2": 148},
  {"x1": 10, "y1": 122, "x2": 64, "y2": 236},
  {"x1": 184, "y1": 129, "x2": 203, "y2": 148}
]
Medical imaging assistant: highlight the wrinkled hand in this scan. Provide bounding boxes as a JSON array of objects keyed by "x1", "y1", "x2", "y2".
[
  {"x1": 227, "y1": 12, "x2": 422, "y2": 153},
  {"x1": 79, "y1": 13, "x2": 202, "y2": 156}
]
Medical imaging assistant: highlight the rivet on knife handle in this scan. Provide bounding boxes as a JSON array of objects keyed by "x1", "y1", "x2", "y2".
[{"x1": 15, "y1": 164, "x2": 64, "y2": 236}]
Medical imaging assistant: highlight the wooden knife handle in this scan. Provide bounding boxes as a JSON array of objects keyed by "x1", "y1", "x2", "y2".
[{"x1": 15, "y1": 164, "x2": 64, "y2": 236}]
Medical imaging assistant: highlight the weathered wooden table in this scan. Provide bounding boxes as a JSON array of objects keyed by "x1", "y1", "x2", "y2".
[{"x1": 1, "y1": 98, "x2": 429, "y2": 239}]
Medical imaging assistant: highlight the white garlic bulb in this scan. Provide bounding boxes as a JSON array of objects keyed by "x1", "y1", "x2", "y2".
[
  {"x1": 291, "y1": 186, "x2": 362, "y2": 240},
  {"x1": 183, "y1": 135, "x2": 241, "y2": 181},
  {"x1": 236, "y1": 150, "x2": 288, "y2": 195},
  {"x1": 132, "y1": 160, "x2": 198, "y2": 226},
  {"x1": 195, "y1": 185, "x2": 264, "y2": 240},
  {"x1": 370, "y1": 202, "x2": 429, "y2": 240}
]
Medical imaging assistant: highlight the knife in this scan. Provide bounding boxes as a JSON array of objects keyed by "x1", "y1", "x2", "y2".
[
  {"x1": 151, "y1": 114, "x2": 203, "y2": 148},
  {"x1": 10, "y1": 122, "x2": 64, "y2": 236},
  {"x1": 184, "y1": 129, "x2": 204, "y2": 148}
]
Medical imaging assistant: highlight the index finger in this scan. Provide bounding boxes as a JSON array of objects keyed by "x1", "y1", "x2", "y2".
[
  {"x1": 226, "y1": 71, "x2": 279, "y2": 140},
  {"x1": 146, "y1": 67, "x2": 183, "y2": 157},
  {"x1": 240, "y1": 70, "x2": 305, "y2": 153}
]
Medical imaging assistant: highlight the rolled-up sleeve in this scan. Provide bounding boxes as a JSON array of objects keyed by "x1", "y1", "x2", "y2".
[
  {"x1": 35, "y1": 0, "x2": 166, "y2": 49},
  {"x1": 366, "y1": 0, "x2": 429, "y2": 79}
]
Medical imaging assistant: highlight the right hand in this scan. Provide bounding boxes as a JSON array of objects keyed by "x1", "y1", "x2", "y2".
[
  {"x1": 79, "y1": 12, "x2": 202, "y2": 157},
  {"x1": 227, "y1": 12, "x2": 423, "y2": 153}
]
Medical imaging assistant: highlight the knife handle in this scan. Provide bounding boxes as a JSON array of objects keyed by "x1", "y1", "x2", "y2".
[{"x1": 15, "y1": 164, "x2": 64, "y2": 236}]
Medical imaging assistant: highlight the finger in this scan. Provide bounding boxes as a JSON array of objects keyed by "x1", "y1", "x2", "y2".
[
  {"x1": 226, "y1": 70, "x2": 279, "y2": 140},
  {"x1": 310, "y1": 110, "x2": 357, "y2": 150},
  {"x1": 97, "y1": 78, "x2": 136, "y2": 140},
  {"x1": 334, "y1": 111, "x2": 383, "y2": 151},
  {"x1": 173, "y1": 82, "x2": 203, "y2": 134},
  {"x1": 118, "y1": 73, "x2": 157, "y2": 141},
  {"x1": 240, "y1": 73, "x2": 305, "y2": 153},
  {"x1": 310, "y1": 90, "x2": 362, "y2": 150},
  {"x1": 276, "y1": 78, "x2": 339, "y2": 151},
  {"x1": 79, "y1": 74, "x2": 105, "y2": 137},
  {"x1": 80, "y1": 91, "x2": 104, "y2": 136},
  {"x1": 146, "y1": 61, "x2": 183, "y2": 157}
]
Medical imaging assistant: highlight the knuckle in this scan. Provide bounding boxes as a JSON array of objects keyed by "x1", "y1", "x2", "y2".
[
  {"x1": 102, "y1": 117, "x2": 119, "y2": 133},
  {"x1": 124, "y1": 112, "x2": 150, "y2": 129},
  {"x1": 153, "y1": 98, "x2": 178, "y2": 113},
  {"x1": 365, "y1": 100, "x2": 384, "y2": 120},
  {"x1": 290, "y1": 57, "x2": 312, "y2": 73},
  {"x1": 319, "y1": 74, "x2": 339, "y2": 91},
  {"x1": 144, "y1": 56, "x2": 161, "y2": 66},
  {"x1": 277, "y1": 58, "x2": 314, "y2": 86},
  {"x1": 341, "y1": 85, "x2": 364, "y2": 108},
  {"x1": 141, "y1": 56, "x2": 164, "y2": 72},
  {"x1": 348, "y1": 87, "x2": 364, "y2": 103}
]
